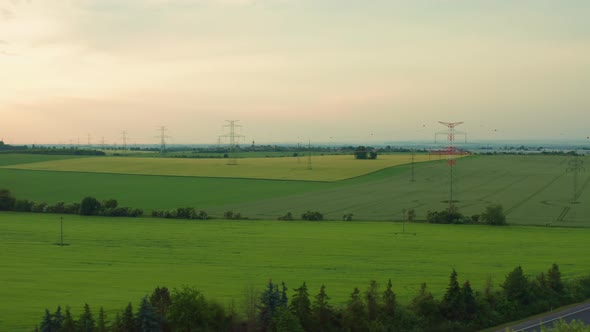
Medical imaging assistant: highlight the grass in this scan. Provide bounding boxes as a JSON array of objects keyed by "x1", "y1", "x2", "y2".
[
  {"x1": 1, "y1": 212, "x2": 589, "y2": 331},
  {"x1": 1, "y1": 154, "x2": 433, "y2": 181},
  {"x1": 0, "y1": 154, "x2": 588, "y2": 226}
]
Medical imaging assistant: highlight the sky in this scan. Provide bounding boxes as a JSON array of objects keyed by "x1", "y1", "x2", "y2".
[{"x1": 1, "y1": 0, "x2": 589, "y2": 145}]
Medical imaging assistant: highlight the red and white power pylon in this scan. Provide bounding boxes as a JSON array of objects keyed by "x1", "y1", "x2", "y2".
[{"x1": 435, "y1": 122, "x2": 467, "y2": 210}]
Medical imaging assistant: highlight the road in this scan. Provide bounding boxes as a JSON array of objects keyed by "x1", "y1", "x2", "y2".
[{"x1": 496, "y1": 301, "x2": 590, "y2": 332}]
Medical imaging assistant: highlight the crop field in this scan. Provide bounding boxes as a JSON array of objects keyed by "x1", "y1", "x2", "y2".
[
  {"x1": 0, "y1": 153, "x2": 588, "y2": 226},
  {"x1": 1, "y1": 212, "x2": 589, "y2": 331},
  {"x1": 1, "y1": 154, "x2": 434, "y2": 181}
]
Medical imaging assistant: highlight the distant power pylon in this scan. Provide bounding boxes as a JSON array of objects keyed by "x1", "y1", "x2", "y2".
[
  {"x1": 219, "y1": 120, "x2": 245, "y2": 165},
  {"x1": 155, "y1": 126, "x2": 171, "y2": 153},
  {"x1": 87, "y1": 134, "x2": 92, "y2": 147},
  {"x1": 566, "y1": 156, "x2": 585, "y2": 203},
  {"x1": 410, "y1": 149, "x2": 416, "y2": 182},
  {"x1": 307, "y1": 140, "x2": 313, "y2": 170},
  {"x1": 435, "y1": 122, "x2": 467, "y2": 210},
  {"x1": 100, "y1": 137, "x2": 106, "y2": 150},
  {"x1": 121, "y1": 131, "x2": 128, "y2": 151}
]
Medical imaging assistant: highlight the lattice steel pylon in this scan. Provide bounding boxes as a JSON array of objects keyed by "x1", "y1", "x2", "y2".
[
  {"x1": 566, "y1": 156, "x2": 585, "y2": 203},
  {"x1": 219, "y1": 120, "x2": 245, "y2": 165},
  {"x1": 435, "y1": 122, "x2": 467, "y2": 210},
  {"x1": 155, "y1": 126, "x2": 171, "y2": 153}
]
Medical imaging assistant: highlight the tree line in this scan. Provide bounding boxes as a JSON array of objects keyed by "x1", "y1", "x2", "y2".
[{"x1": 34, "y1": 264, "x2": 590, "y2": 332}]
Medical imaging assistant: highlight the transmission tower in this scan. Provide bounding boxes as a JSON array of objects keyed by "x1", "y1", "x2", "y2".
[
  {"x1": 100, "y1": 137, "x2": 106, "y2": 150},
  {"x1": 566, "y1": 156, "x2": 585, "y2": 203},
  {"x1": 307, "y1": 140, "x2": 313, "y2": 170},
  {"x1": 87, "y1": 134, "x2": 92, "y2": 147},
  {"x1": 219, "y1": 120, "x2": 245, "y2": 165},
  {"x1": 435, "y1": 122, "x2": 467, "y2": 210},
  {"x1": 121, "y1": 131, "x2": 128, "y2": 151},
  {"x1": 410, "y1": 149, "x2": 416, "y2": 182},
  {"x1": 155, "y1": 126, "x2": 171, "y2": 153}
]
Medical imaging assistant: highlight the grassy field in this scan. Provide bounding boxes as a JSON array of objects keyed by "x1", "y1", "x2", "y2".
[
  {"x1": 1, "y1": 212, "x2": 589, "y2": 331},
  {"x1": 1, "y1": 154, "x2": 433, "y2": 181},
  {"x1": 0, "y1": 154, "x2": 588, "y2": 226}
]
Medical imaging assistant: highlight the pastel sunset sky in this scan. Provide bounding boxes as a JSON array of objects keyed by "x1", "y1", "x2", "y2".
[{"x1": 1, "y1": 0, "x2": 589, "y2": 145}]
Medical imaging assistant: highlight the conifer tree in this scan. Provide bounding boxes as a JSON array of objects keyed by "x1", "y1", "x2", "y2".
[
  {"x1": 312, "y1": 285, "x2": 334, "y2": 332},
  {"x1": 61, "y1": 306, "x2": 76, "y2": 332},
  {"x1": 138, "y1": 296, "x2": 160, "y2": 332},
  {"x1": 259, "y1": 280, "x2": 281, "y2": 331},
  {"x1": 122, "y1": 302, "x2": 135, "y2": 332},
  {"x1": 78, "y1": 303, "x2": 95, "y2": 332},
  {"x1": 96, "y1": 307, "x2": 107, "y2": 332},
  {"x1": 40, "y1": 309, "x2": 53, "y2": 332},
  {"x1": 461, "y1": 280, "x2": 477, "y2": 321},
  {"x1": 548, "y1": 263, "x2": 564, "y2": 294},
  {"x1": 345, "y1": 287, "x2": 367, "y2": 332},
  {"x1": 502, "y1": 266, "x2": 531, "y2": 306},
  {"x1": 381, "y1": 279, "x2": 397, "y2": 321},
  {"x1": 290, "y1": 282, "x2": 312, "y2": 331},
  {"x1": 440, "y1": 269, "x2": 463, "y2": 320},
  {"x1": 365, "y1": 280, "x2": 379, "y2": 322}
]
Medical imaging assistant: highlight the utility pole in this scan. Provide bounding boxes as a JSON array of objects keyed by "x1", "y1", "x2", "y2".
[
  {"x1": 307, "y1": 140, "x2": 313, "y2": 170},
  {"x1": 435, "y1": 122, "x2": 467, "y2": 210},
  {"x1": 410, "y1": 149, "x2": 416, "y2": 182},
  {"x1": 121, "y1": 131, "x2": 128, "y2": 151},
  {"x1": 60, "y1": 216, "x2": 64, "y2": 246},
  {"x1": 566, "y1": 156, "x2": 585, "y2": 204},
  {"x1": 155, "y1": 126, "x2": 170, "y2": 153},
  {"x1": 220, "y1": 120, "x2": 245, "y2": 165}
]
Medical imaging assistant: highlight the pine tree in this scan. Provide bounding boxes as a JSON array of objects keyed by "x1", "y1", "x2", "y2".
[
  {"x1": 290, "y1": 282, "x2": 312, "y2": 331},
  {"x1": 110, "y1": 312, "x2": 123, "y2": 332},
  {"x1": 61, "y1": 306, "x2": 76, "y2": 332},
  {"x1": 122, "y1": 302, "x2": 135, "y2": 332},
  {"x1": 149, "y1": 286, "x2": 171, "y2": 330},
  {"x1": 52, "y1": 306, "x2": 63, "y2": 331},
  {"x1": 410, "y1": 283, "x2": 441, "y2": 330},
  {"x1": 96, "y1": 307, "x2": 107, "y2": 332},
  {"x1": 440, "y1": 269, "x2": 463, "y2": 321},
  {"x1": 502, "y1": 266, "x2": 531, "y2": 306},
  {"x1": 365, "y1": 280, "x2": 379, "y2": 322},
  {"x1": 259, "y1": 280, "x2": 281, "y2": 331},
  {"x1": 548, "y1": 263, "x2": 564, "y2": 294},
  {"x1": 137, "y1": 296, "x2": 160, "y2": 332},
  {"x1": 381, "y1": 279, "x2": 397, "y2": 321},
  {"x1": 40, "y1": 309, "x2": 53, "y2": 332},
  {"x1": 345, "y1": 287, "x2": 367, "y2": 332},
  {"x1": 78, "y1": 303, "x2": 95, "y2": 332},
  {"x1": 312, "y1": 284, "x2": 334, "y2": 332},
  {"x1": 461, "y1": 280, "x2": 477, "y2": 321},
  {"x1": 280, "y1": 282, "x2": 289, "y2": 308}
]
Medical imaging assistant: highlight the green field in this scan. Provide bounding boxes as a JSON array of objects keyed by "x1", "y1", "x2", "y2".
[
  {"x1": 1, "y1": 212, "x2": 589, "y2": 331},
  {"x1": 1, "y1": 154, "x2": 433, "y2": 181},
  {"x1": 0, "y1": 154, "x2": 588, "y2": 226}
]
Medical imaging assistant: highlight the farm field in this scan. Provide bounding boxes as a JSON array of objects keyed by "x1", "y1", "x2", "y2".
[
  {"x1": 1, "y1": 154, "x2": 434, "y2": 181},
  {"x1": 1, "y1": 212, "x2": 589, "y2": 331},
  {"x1": 0, "y1": 154, "x2": 588, "y2": 226}
]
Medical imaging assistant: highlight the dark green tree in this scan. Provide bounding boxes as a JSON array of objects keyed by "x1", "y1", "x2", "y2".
[
  {"x1": 440, "y1": 269, "x2": 463, "y2": 321},
  {"x1": 481, "y1": 204, "x2": 507, "y2": 225},
  {"x1": 78, "y1": 303, "x2": 95, "y2": 332},
  {"x1": 259, "y1": 280, "x2": 282, "y2": 331},
  {"x1": 381, "y1": 279, "x2": 397, "y2": 323},
  {"x1": 354, "y1": 146, "x2": 368, "y2": 159},
  {"x1": 61, "y1": 306, "x2": 76, "y2": 332},
  {"x1": 137, "y1": 296, "x2": 160, "y2": 332},
  {"x1": 79, "y1": 197, "x2": 101, "y2": 215},
  {"x1": 344, "y1": 287, "x2": 367, "y2": 332},
  {"x1": 290, "y1": 282, "x2": 312, "y2": 330},
  {"x1": 502, "y1": 266, "x2": 531, "y2": 306},
  {"x1": 168, "y1": 286, "x2": 211, "y2": 331},
  {"x1": 548, "y1": 263, "x2": 564, "y2": 294},
  {"x1": 311, "y1": 285, "x2": 334, "y2": 332},
  {"x1": 122, "y1": 302, "x2": 135, "y2": 332},
  {"x1": 365, "y1": 280, "x2": 379, "y2": 322},
  {"x1": 461, "y1": 280, "x2": 477, "y2": 321},
  {"x1": 410, "y1": 283, "x2": 441, "y2": 330},
  {"x1": 0, "y1": 189, "x2": 16, "y2": 210},
  {"x1": 40, "y1": 309, "x2": 53, "y2": 332},
  {"x1": 96, "y1": 307, "x2": 107, "y2": 332},
  {"x1": 149, "y1": 286, "x2": 172, "y2": 330}
]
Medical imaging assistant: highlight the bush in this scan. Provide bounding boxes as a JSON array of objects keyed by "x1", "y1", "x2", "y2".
[
  {"x1": 342, "y1": 213, "x2": 353, "y2": 221},
  {"x1": 79, "y1": 197, "x2": 101, "y2": 216},
  {"x1": 302, "y1": 211, "x2": 323, "y2": 221},
  {"x1": 0, "y1": 189, "x2": 16, "y2": 210},
  {"x1": 481, "y1": 204, "x2": 507, "y2": 225},
  {"x1": 278, "y1": 212, "x2": 294, "y2": 221},
  {"x1": 13, "y1": 199, "x2": 33, "y2": 212}
]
